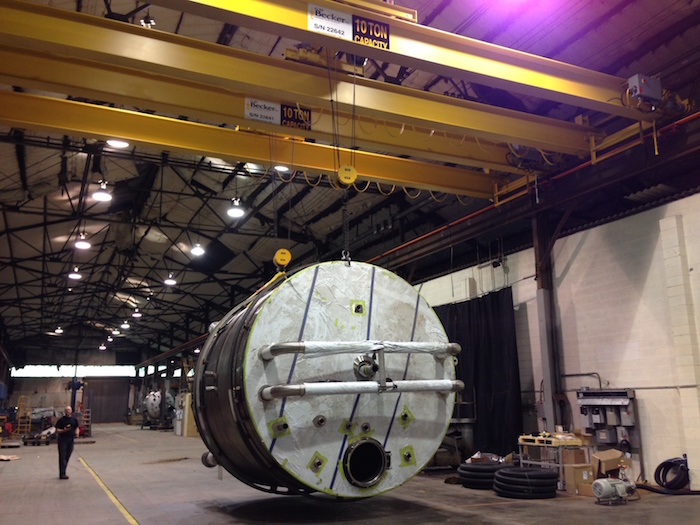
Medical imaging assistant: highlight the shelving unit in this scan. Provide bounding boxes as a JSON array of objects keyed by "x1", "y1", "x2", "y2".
[
  {"x1": 518, "y1": 435, "x2": 591, "y2": 490},
  {"x1": 81, "y1": 408, "x2": 92, "y2": 438}
]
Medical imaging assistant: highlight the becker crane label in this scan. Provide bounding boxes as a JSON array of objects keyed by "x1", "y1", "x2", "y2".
[
  {"x1": 281, "y1": 104, "x2": 311, "y2": 130},
  {"x1": 308, "y1": 4, "x2": 390, "y2": 50},
  {"x1": 245, "y1": 97, "x2": 280, "y2": 125},
  {"x1": 352, "y1": 15, "x2": 389, "y2": 49},
  {"x1": 308, "y1": 4, "x2": 352, "y2": 40}
]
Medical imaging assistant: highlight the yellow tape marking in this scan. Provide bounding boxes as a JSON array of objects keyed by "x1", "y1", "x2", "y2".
[{"x1": 79, "y1": 457, "x2": 139, "y2": 525}]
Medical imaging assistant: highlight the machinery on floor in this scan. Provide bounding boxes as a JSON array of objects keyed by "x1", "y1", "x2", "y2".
[
  {"x1": 194, "y1": 261, "x2": 463, "y2": 499},
  {"x1": 142, "y1": 390, "x2": 175, "y2": 429},
  {"x1": 592, "y1": 475, "x2": 636, "y2": 504}
]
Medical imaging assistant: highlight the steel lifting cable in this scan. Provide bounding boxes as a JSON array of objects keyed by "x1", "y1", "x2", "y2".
[
  {"x1": 325, "y1": 49, "x2": 341, "y2": 175},
  {"x1": 341, "y1": 188, "x2": 351, "y2": 264},
  {"x1": 340, "y1": 61, "x2": 359, "y2": 266}
]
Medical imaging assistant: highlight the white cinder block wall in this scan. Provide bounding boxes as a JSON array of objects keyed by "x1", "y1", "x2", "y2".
[{"x1": 420, "y1": 192, "x2": 700, "y2": 488}]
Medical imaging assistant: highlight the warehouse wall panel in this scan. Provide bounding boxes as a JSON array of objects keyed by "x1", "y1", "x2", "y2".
[
  {"x1": 83, "y1": 377, "x2": 130, "y2": 423},
  {"x1": 422, "y1": 191, "x2": 700, "y2": 488},
  {"x1": 8, "y1": 377, "x2": 83, "y2": 412}
]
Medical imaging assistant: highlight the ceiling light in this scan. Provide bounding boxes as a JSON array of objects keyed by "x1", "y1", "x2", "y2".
[
  {"x1": 140, "y1": 11, "x2": 156, "y2": 28},
  {"x1": 194, "y1": 348, "x2": 200, "y2": 354},
  {"x1": 68, "y1": 267, "x2": 82, "y2": 280},
  {"x1": 106, "y1": 139, "x2": 130, "y2": 149},
  {"x1": 107, "y1": 336, "x2": 113, "y2": 342},
  {"x1": 227, "y1": 198, "x2": 245, "y2": 218},
  {"x1": 74, "y1": 232, "x2": 91, "y2": 250},
  {"x1": 121, "y1": 320, "x2": 130, "y2": 329},
  {"x1": 98, "y1": 343, "x2": 107, "y2": 351},
  {"x1": 191, "y1": 243, "x2": 205, "y2": 257},
  {"x1": 112, "y1": 329, "x2": 120, "y2": 335},
  {"x1": 274, "y1": 165, "x2": 290, "y2": 172},
  {"x1": 244, "y1": 163, "x2": 264, "y2": 173},
  {"x1": 132, "y1": 308, "x2": 142, "y2": 318},
  {"x1": 55, "y1": 327, "x2": 64, "y2": 334},
  {"x1": 164, "y1": 273, "x2": 177, "y2": 286},
  {"x1": 92, "y1": 180, "x2": 112, "y2": 202}
]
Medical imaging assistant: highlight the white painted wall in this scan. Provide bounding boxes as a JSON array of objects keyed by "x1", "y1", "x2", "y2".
[
  {"x1": 420, "y1": 192, "x2": 700, "y2": 488},
  {"x1": 8, "y1": 377, "x2": 85, "y2": 417}
]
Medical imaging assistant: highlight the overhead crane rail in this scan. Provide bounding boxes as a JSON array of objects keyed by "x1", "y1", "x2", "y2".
[{"x1": 0, "y1": 0, "x2": 681, "y2": 204}]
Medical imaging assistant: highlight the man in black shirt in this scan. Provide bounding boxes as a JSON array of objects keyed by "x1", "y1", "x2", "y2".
[{"x1": 55, "y1": 405, "x2": 80, "y2": 480}]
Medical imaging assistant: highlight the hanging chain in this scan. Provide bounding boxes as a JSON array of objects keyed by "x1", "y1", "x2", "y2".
[{"x1": 341, "y1": 188, "x2": 351, "y2": 265}]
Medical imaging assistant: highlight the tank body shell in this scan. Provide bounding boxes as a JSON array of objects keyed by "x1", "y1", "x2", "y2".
[
  {"x1": 143, "y1": 390, "x2": 174, "y2": 419},
  {"x1": 194, "y1": 261, "x2": 457, "y2": 498}
]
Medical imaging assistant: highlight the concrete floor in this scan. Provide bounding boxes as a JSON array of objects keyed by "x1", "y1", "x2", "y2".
[{"x1": 0, "y1": 423, "x2": 697, "y2": 525}]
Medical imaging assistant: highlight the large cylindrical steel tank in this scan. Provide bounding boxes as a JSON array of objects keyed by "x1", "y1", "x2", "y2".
[
  {"x1": 143, "y1": 390, "x2": 174, "y2": 419},
  {"x1": 194, "y1": 261, "x2": 462, "y2": 498}
]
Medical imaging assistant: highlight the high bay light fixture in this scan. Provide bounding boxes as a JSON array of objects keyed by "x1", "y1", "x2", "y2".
[
  {"x1": 227, "y1": 198, "x2": 245, "y2": 218},
  {"x1": 92, "y1": 180, "x2": 112, "y2": 202},
  {"x1": 106, "y1": 139, "x2": 130, "y2": 149},
  {"x1": 75, "y1": 232, "x2": 91, "y2": 250},
  {"x1": 140, "y1": 11, "x2": 155, "y2": 28}
]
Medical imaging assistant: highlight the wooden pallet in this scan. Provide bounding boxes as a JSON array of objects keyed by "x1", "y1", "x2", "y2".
[
  {"x1": 22, "y1": 434, "x2": 52, "y2": 446},
  {"x1": 518, "y1": 434, "x2": 583, "y2": 446}
]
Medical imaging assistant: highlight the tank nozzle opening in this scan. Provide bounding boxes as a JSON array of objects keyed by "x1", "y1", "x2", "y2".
[{"x1": 342, "y1": 438, "x2": 389, "y2": 488}]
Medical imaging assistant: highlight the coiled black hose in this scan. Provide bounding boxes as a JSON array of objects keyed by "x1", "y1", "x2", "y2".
[
  {"x1": 636, "y1": 455, "x2": 700, "y2": 495},
  {"x1": 655, "y1": 456, "x2": 689, "y2": 490}
]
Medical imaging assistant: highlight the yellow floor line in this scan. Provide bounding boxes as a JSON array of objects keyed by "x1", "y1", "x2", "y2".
[
  {"x1": 456, "y1": 494, "x2": 576, "y2": 509},
  {"x1": 79, "y1": 457, "x2": 139, "y2": 525},
  {"x1": 114, "y1": 432, "x2": 137, "y2": 443}
]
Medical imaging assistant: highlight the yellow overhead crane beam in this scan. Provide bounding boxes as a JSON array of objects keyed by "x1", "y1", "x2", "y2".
[
  {"x1": 0, "y1": 90, "x2": 497, "y2": 199},
  {"x1": 0, "y1": 48, "x2": 515, "y2": 176},
  {"x1": 0, "y1": 1, "x2": 599, "y2": 161},
  {"x1": 161, "y1": 0, "x2": 640, "y2": 120}
]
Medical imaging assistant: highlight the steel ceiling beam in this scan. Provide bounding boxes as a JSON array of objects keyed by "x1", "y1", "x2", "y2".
[
  {"x1": 158, "y1": 0, "x2": 641, "y2": 120},
  {"x1": 0, "y1": 91, "x2": 496, "y2": 198},
  {"x1": 0, "y1": 0, "x2": 599, "y2": 165},
  {"x1": 0, "y1": 131, "x2": 412, "y2": 197}
]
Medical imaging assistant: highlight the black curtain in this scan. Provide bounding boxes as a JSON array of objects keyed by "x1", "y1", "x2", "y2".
[{"x1": 435, "y1": 287, "x2": 522, "y2": 456}]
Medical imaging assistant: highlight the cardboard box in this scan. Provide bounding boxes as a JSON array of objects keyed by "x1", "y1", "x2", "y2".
[
  {"x1": 578, "y1": 482, "x2": 595, "y2": 497},
  {"x1": 564, "y1": 463, "x2": 594, "y2": 495},
  {"x1": 572, "y1": 429, "x2": 593, "y2": 446},
  {"x1": 562, "y1": 448, "x2": 586, "y2": 464},
  {"x1": 592, "y1": 449, "x2": 623, "y2": 477}
]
